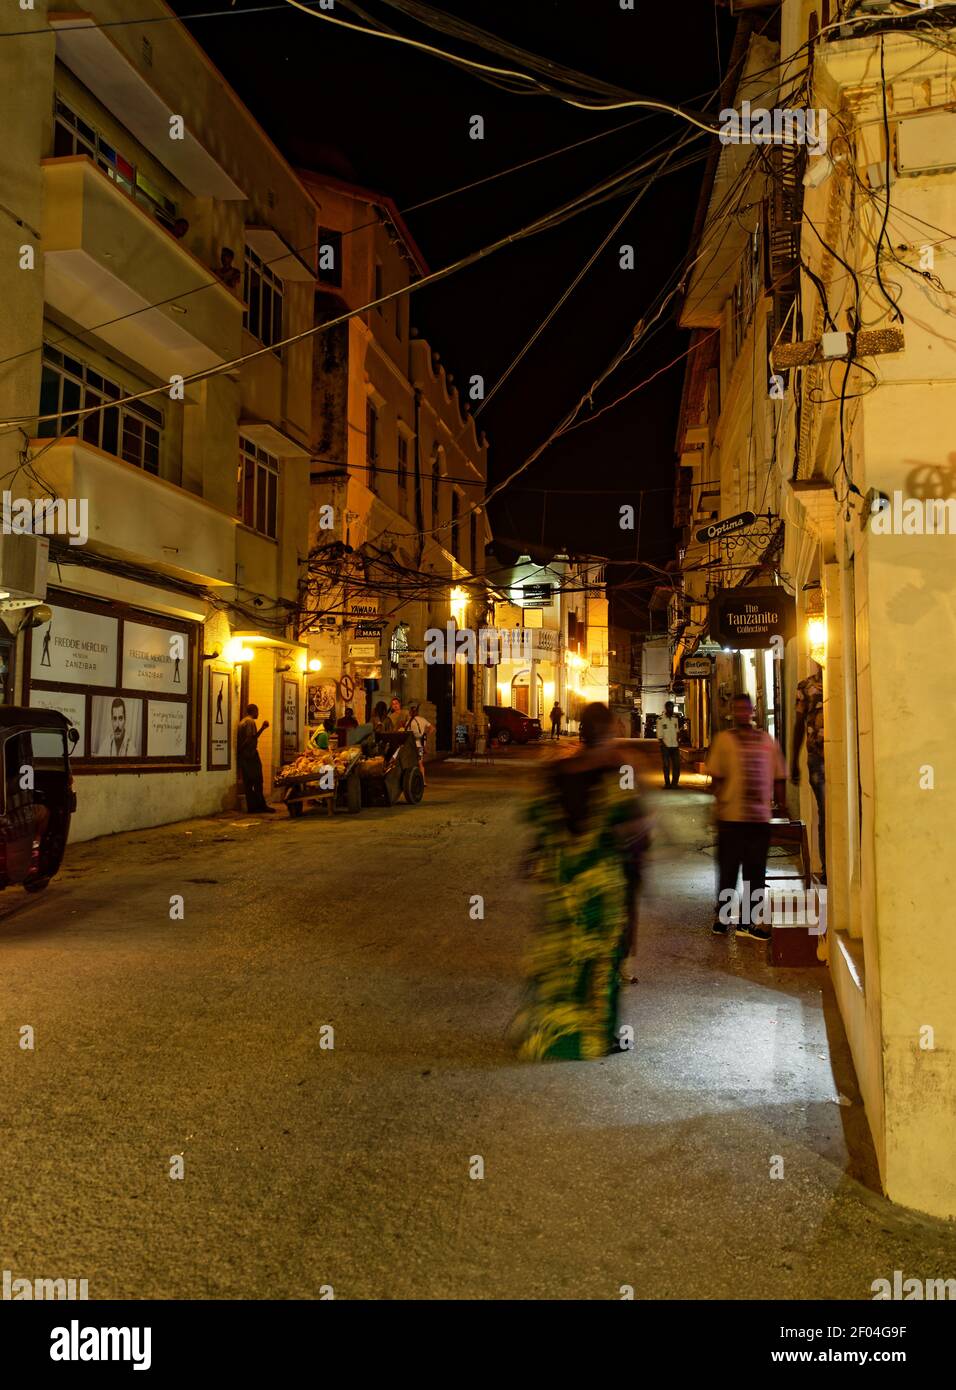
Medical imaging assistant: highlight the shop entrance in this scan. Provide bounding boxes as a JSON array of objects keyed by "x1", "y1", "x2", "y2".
[
  {"x1": 427, "y1": 660, "x2": 453, "y2": 751},
  {"x1": 512, "y1": 672, "x2": 544, "y2": 719}
]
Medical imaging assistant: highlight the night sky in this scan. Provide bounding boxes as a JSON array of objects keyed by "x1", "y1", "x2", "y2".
[{"x1": 173, "y1": 0, "x2": 736, "y2": 626}]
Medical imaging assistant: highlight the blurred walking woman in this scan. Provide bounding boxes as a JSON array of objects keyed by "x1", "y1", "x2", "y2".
[{"x1": 516, "y1": 702, "x2": 651, "y2": 1061}]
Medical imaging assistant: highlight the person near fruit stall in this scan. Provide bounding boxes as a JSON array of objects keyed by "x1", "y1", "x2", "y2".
[
  {"x1": 236, "y1": 703, "x2": 273, "y2": 814},
  {"x1": 406, "y1": 703, "x2": 432, "y2": 784},
  {"x1": 336, "y1": 706, "x2": 359, "y2": 745}
]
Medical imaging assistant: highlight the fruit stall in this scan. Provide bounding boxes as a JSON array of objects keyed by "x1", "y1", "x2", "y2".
[{"x1": 274, "y1": 745, "x2": 363, "y2": 817}]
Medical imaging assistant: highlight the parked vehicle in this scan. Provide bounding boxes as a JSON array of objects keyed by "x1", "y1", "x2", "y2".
[
  {"x1": 0, "y1": 708, "x2": 78, "y2": 893},
  {"x1": 482, "y1": 705, "x2": 543, "y2": 747}
]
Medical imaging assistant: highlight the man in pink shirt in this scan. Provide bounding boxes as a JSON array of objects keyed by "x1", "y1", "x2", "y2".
[{"x1": 706, "y1": 693, "x2": 787, "y2": 941}]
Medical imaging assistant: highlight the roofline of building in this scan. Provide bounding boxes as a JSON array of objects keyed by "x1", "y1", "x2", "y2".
[{"x1": 296, "y1": 168, "x2": 431, "y2": 278}]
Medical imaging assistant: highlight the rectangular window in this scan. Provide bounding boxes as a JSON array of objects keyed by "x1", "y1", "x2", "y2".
[
  {"x1": 243, "y1": 245, "x2": 284, "y2": 352},
  {"x1": 451, "y1": 491, "x2": 460, "y2": 562},
  {"x1": 397, "y1": 433, "x2": 408, "y2": 495},
  {"x1": 237, "y1": 435, "x2": 279, "y2": 540},
  {"x1": 366, "y1": 402, "x2": 378, "y2": 489},
  {"x1": 317, "y1": 227, "x2": 342, "y2": 287},
  {"x1": 470, "y1": 511, "x2": 478, "y2": 573},
  {"x1": 52, "y1": 96, "x2": 177, "y2": 229},
  {"x1": 37, "y1": 345, "x2": 162, "y2": 474}
]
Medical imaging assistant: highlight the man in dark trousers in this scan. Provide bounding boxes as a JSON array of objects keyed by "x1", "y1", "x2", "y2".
[
  {"x1": 706, "y1": 693, "x2": 786, "y2": 941},
  {"x1": 237, "y1": 703, "x2": 274, "y2": 813},
  {"x1": 657, "y1": 700, "x2": 681, "y2": 788}
]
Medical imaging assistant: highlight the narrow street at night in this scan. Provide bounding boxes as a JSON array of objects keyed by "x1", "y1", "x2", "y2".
[{"x1": 4, "y1": 746, "x2": 954, "y2": 1302}]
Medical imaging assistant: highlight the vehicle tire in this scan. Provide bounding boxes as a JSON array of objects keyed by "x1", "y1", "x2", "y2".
[
  {"x1": 496, "y1": 729, "x2": 512, "y2": 746},
  {"x1": 345, "y1": 773, "x2": 362, "y2": 814},
  {"x1": 287, "y1": 799, "x2": 303, "y2": 818},
  {"x1": 402, "y1": 767, "x2": 425, "y2": 804},
  {"x1": 24, "y1": 877, "x2": 50, "y2": 893}
]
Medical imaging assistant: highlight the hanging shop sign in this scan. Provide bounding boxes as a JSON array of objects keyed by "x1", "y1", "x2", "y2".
[
  {"x1": 682, "y1": 655, "x2": 714, "y2": 679},
  {"x1": 695, "y1": 510, "x2": 757, "y2": 545},
  {"x1": 521, "y1": 583, "x2": 555, "y2": 606},
  {"x1": 347, "y1": 599, "x2": 379, "y2": 622},
  {"x1": 399, "y1": 652, "x2": 424, "y2": 670},
  {"x1": 348, "y1": 642, "x2": 378, "y2": 660},
  {"x1": 354, "y1": 622, "x2": 383, "y2": 639},
  {"x1": 709, "y1": 586, "x2": 796, "y2": 650},
  {"x1": 351, "y1": 661, "x2": 382, "y2": 680}
]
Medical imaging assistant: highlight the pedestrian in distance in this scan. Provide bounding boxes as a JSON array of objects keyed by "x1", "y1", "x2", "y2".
[
  {"x1": 515, "y1": 702, "x2": 652, "y2": 1060},
  {"x1": 236, "y1": 703, "x2": 274, "y2": 813},
  {"x1": 386, "y1": 695, "x2": 405, "y2": 731},
  {"x1": 705, "y1": 693, "x2": 786, "y2": 941},
  {"x1": 372, "y1": 700, "x2": 389, "y2": 733},
  {"x1": 549, "y1": 702, "x2": 563, "y2": 739},
  {"x1": 658, "y1": 700, "x2": 681, "y2": 788},
  {"x1": 406, "y1": 703, "x2": 433, "y2": 784}
]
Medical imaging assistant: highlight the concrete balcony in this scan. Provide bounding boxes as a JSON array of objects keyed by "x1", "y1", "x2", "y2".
[
  {"x1": 27, "y1": 436, "x2": 237, "y2": 587},
  {"x1": 41, "y1": 156, "x2": 242, "y2": 382}
]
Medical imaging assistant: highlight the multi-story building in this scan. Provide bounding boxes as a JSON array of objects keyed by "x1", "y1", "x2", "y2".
[
  {"x1": 0, "y1": 0, "x2": 327, "y2": 837},
  {"x1": 674, "y1": 0, "x2": 956, "y2": 1219},
  {"x1": 493, "y1": 554, "x2": 609, "y2": 729},
  {"x1": 299, "y1": 172, "x2": 489, "y2": 751}
]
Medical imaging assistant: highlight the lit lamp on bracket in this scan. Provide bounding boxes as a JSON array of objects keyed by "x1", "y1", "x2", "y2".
[
  {"x1": 450, "y1": 586, "x2": 469, "y2": 625},
  {"x1": 804, "y1": 586, "x2": 827, "y2": 666},
  {"x1": 223, "y1": 637, "x2": 254, "y2": 667},
  {"x1": 308, "y1": 658, "x2": 322, "y2": 673}
]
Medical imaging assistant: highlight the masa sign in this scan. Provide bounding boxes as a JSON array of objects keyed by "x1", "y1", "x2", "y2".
[
  {"x1": 695, "y1": 510, "x2": 756, "y2": 544},
  {"x1": 709, "y1": 586, "x2": 795, "y2": 649}
]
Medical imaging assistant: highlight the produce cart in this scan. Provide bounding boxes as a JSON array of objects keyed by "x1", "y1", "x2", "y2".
[
  {"x1": 274, "y1": 745, "x2": 363, "y2": 817},
  {"x1": 359, "y1": 730, "x2": 424, "y2": 808}
]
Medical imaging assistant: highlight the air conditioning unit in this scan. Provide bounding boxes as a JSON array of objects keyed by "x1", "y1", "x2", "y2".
[{"x1": 0, "y1": 532, "x2": 49, "y2": 609}]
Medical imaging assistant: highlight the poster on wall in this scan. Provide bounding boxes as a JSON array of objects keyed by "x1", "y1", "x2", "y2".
[
  {"x1": 90, "y1": 694, "x2": 143, "y2": 757},
  {"x1": 147, "y1": 700, "x2": 188, "y2": 757},
  {"x1": 28, "y1": 688, "x2": 87, "y2": 755},
  {"x1": 208, "y1": 669, "x2": 231, "y2": 768},
  {"x1": 282, "y1": 680, "x2": 299, "y2": 759},
  {"x1": 31, "y1": 605, "x2": 118, "y2": 687},
  {"x1": 307, "y1": 679, "x2": 336, "y2": 724},
  {"x1": 122, "y1": 620, "x2": 189, "y2": 693}
]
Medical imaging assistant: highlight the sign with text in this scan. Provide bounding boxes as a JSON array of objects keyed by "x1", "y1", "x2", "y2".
[
  {"x1": 208, "y1": 669, "x2": 231, "y2": 768},
  {"x1": 682, "y1": 655, "x2": 714, "y2": 679},
  {"x1": 147, "y1": 700, "x2": 188, "y2": 757},
  {"x1": 31, "y1": 605, "x2": 117, "y2": 687},
  {"x1": 520, "y1": 583, "x2": 555, "y2": 606},
  {"x1": 709, "y1": 587, "x2": 796, "y2": 650},
  {"x1": 695, "y1": 510, "x2": 757, "y2": 545},
  {"x1": 348, "y1": 598, "x2": 379, "y2": 621},
  {"x1": 122, "y1": 620, "x2": 189, "y2": 693},
  {"x1": 282, "y1": 679, "x2": 299, "y2": 759},
  {"x1": 29, "y1": 688, "x2": 87, "y2": 755}
]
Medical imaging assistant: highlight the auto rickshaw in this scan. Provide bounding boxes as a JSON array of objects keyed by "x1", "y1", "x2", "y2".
[{"x1": 0, "y1": 708, "x2": 78, "y2": 894}]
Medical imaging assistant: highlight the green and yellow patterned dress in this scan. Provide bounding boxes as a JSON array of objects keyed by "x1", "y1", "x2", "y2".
[{"x1": 516, "y1": 768, "x2": 642, "y2": 1061}]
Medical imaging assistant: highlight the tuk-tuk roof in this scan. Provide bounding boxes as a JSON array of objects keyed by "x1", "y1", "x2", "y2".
[{"x1": 0, "y1": 706, "x2": 73, "y2": 732}]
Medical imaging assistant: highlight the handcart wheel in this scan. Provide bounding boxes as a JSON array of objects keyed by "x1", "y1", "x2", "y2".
[{"x1": 402, "y1": 767, "x2": 425, "y2": 804}]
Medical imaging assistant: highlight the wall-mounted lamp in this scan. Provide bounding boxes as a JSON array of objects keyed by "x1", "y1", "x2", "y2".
[
  {"x1": 276, "y1": 662, "x2": 292, "y2": 674},
  {"x1": 308, "y1": 658, "x2": 322, "y2": 672},
  {"x1": 223, "y1": 638, "x2": 254, "y2": 665},
  {"x1": 202, "y1": 650, "x2": 221, "y2": 661}
]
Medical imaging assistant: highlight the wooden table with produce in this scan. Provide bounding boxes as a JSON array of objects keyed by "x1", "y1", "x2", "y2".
[{"x1": 274, "y1": 744, "x2": 363, "y2": 817}]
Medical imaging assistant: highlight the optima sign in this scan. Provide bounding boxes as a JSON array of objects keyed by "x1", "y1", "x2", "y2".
[{"x1": 709, "y1": 586, "x2": 795, "y2": 650}]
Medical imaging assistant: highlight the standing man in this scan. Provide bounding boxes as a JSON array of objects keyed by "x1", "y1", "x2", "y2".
[
  {"x1": 386, "y1": 695, "x2": 405, "y2": 731},
  {"x1": 657, "y1": 700, "x2": 681, "y2": 789},
  {"x1": 791, "y1": 662, "x2": 826, "y2": 883},
  {"x1": 237, "y1": 703, "x2": 273, "y2": 814},
  {"x1": 406, "y1": 703, "x2": 433, "y2": 784},
  {"x1": 549, "y1": 702, "x2": 563, "y2": 739},
  {"x1": 706, "y1": 693, "x2": 786, "y2": 941}
]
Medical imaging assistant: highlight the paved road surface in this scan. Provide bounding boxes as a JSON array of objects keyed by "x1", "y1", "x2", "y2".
[{"x1": 2, "y1": 748, "x2": 954, "y2": 1299}]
